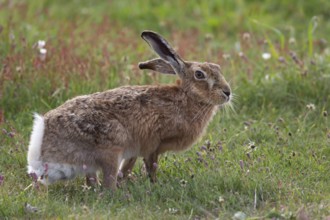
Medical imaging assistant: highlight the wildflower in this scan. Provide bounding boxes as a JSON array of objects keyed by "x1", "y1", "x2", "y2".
[
  {"x1": 242, "y1": 32, "x2": 251, "y2": 41},
  {"x1": 179, "y1": 179, "x2": 187, "y2": 187},
  {"x1": 39, "y1": 48, "x2": 47, "y2": 54},
  {"x1": 289, "y1": 51, "x2": 303, "y2": 66},
  {"x1": 185, "y1": 158, "x2": 191, "y2": 163},
  {"x1": 29, "y1": 172, "x2": 38, "y2": 182},
  {"x1": 81, "y1": 184, "x2": 91, "y2": 191},
  {"x1": 204, "y1": 33, "x2": 214, "y2": 42},
  {"x1": 262, "y1": 52, "x2": 271, "y2": 60},
  {"x1": 2, "y1": 128, "x2": 15, "y2": 138},
  {"x1": 238, "y1": 52, "x2": 248, "y2": 62},
  {"x1": 239, "y1": 160, "x2": 244, "y2": 170},
  {"x1": 218, "y1": 196, "x2": 225, "y2": 203},
  {"x1": 197, "y1": 157, "x2": 203, "y2": 163},
  {"x1": 39, "y1": 48, "x2": 47, "y2": 61},
  {"x1": 82, "y1": 205, "x2": 90, "y2": 213},
  {"x1": 205, "y1": 140, "x2": 211, "y2": 148},
  {"x1": 248, "y1": 142, "x2": 256, "y2": 150},
  {"x1": 200, "y1": 145, "x2": 207, "y2": 151},
  {"x1": 306, "y1": 103, "x2": 316, "y2": 111},
  {"x1": 37, "y1": 40, "x2": 46, "y2": 49},
  {"x1": 278, "y1": 56, "x2": 286, "y2": 64},
  {"x1": 0, "y1": 174, "x2": 4, "y2": 185},
  {"x1": 9, "y1": 32, "x2": 15, "y2": 41},
  {"x1": 16, "y1": 66, "x2": 22, "y2": 72},
  {"x1": 168, "y1": 208, "x2": 178, "y2": 214},
  {"x1": 289, "y1": 37, "x2": 296, "y2": 45},
  {"x1": 152, "y1": 162, "x2": 158, "y2": 169},
  {"x1": 222, "y1": 53, "x2": 231, "y2": 60}
]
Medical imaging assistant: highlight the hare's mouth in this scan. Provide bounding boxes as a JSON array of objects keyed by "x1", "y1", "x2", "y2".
[
  {"x1": 221, "y1": 90, "x2": 231, "y2": 101},
  {"x1": 218, "y1": 91, "x2": 231, "y2": 105},
  {"x1": 216, "y1": 93, "x2": 232, "y2": 107}
]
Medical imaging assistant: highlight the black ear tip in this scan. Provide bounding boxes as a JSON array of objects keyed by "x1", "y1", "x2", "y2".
[
  {"x1": 141, "y1": 30, "x2": 160, "y2": 40},
  {"x1": 141, "y1": 31, "x2": 147, "y2": 38},
  {"x1": 138, "y1": 62, "x2": 147, "y2": 69}
]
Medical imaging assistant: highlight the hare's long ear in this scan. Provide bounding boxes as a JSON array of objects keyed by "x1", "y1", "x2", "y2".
[
  {"x1": 139, "y1": 58, "x2": 176, "y2": 74},
  {"x1": 141, "y1": 31, "x2": 185, "y2": 75}
]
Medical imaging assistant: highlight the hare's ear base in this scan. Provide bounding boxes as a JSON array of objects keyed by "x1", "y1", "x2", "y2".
[
  {"x1": 141, "y1": 31, "x2": 185, "y2": 75},
  {"x1": 139, "y1": 58, "x2": 176, "y2": 75}
]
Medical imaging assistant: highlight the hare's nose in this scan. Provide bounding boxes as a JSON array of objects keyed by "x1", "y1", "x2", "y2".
[{"x1": 223, "y1": 90, "x2": 231, "y2": 97}]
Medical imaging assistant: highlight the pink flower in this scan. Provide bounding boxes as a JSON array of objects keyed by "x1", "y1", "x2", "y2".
[
  {"x1": 0, "y1": 174, "x2": 4, "y2": 185},
  {"x1": 239, "y1": 160, "x2": 244, "y2": 170}
]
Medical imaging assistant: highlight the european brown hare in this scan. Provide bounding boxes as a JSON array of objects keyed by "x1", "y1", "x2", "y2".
[{"x1": 27, "y1": 30, "x2": 231, "y2": 189}]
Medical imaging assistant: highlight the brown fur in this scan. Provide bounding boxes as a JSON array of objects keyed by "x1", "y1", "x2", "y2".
[{"x1": 32, "y1": 31, "x2": 231, "y2": 189}]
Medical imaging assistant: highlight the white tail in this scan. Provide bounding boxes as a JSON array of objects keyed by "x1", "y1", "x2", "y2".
[{"x1": 27, "y1": 113, "x2": 45, "y2": 177}]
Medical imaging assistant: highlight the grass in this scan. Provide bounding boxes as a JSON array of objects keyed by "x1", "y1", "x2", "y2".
[{"x1": 1, "y1": 0, "x2": 330, "y2": 219}]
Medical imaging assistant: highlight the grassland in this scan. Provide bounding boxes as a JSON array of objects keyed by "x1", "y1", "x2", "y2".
[{"x1": 0, "y1": 0, "x2": 330, "y2": 219}]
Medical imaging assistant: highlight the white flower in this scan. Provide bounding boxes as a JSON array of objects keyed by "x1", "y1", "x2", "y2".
[
  {"x1": 242, "y1": 32, "x2": 251, "y2": 41},
  {"x1": 37, "y1": 40, "x2": 46, "y2": 49},
  {"x1": 39, "y1": 48, "x2": 47, "y2": 54},
  {"x1": 179, "y1": 179, "x2": 187, "y2": 187},
  {"x1": 262, "y1": 53, "x2": 271, "y2": 60},
  {"x1": 222, "y1": 54, "x2": 231, "y2": 60},
  {"x1": 306, "y1": 103, "x2": 316, "y2": 111},
  {"x1": 218, "y1": 196, "x2": 225, "y2": 203},
  {"x1": 39, "y1": 48, "x2": 47, "y2": 61},
  {"x1": 168, "y1": 208, "x2": 178, "y2": 214},
  {"x1": 289, "y1": 37, "x2": 296, "y2": 45}
]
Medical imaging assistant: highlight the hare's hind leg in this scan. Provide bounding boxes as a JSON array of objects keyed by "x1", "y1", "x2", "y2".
[{"x1": 144, "y1": 152, "x2": 159, "y2": 183}]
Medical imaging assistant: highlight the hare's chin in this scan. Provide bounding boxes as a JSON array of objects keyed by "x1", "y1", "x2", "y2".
[{"x1": 218, "y1": 98, "x2": 231, "y2": 106}]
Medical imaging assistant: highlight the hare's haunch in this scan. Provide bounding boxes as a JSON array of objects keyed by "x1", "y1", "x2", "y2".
[{"x1": 27, "y1": 31, "x2": 231, "y2": 189}]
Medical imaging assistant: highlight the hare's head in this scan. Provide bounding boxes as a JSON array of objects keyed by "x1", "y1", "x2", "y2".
[{"x1": 139, "y1": 31, "x2": 231, "y2": 106}]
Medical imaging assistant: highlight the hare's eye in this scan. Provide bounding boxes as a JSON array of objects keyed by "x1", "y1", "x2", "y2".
[{"x1": 194, "y1": 70, "x2": 206, "y2": 79}]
